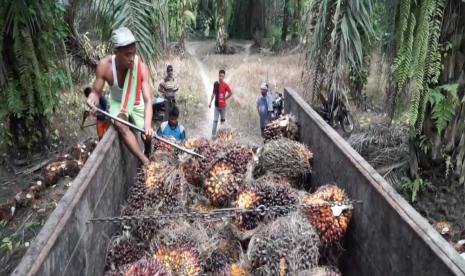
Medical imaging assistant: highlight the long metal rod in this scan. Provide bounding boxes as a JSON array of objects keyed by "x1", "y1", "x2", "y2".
[{"x1": 89, "y1": 105, "x2": 205, "y2": 158}]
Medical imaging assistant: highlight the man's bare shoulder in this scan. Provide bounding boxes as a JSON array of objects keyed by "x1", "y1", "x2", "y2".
[
  {"x1": 97, "y1": 56, "x2": 112, "y2": 70},
  {"x1": 140, "y1": 61, "x2": 149, "y2": 72},
  {"x1": 140, "y1": 61, "x2": 151, "y2": 78},
  {"x1": 96, "y1": 56, "x2": 114, "y2": 83}
]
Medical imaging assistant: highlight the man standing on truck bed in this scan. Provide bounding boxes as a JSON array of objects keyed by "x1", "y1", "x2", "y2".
[
  {"x1": 158, "y1": 64, "x2": 178, "y2": 121},
  {"x1": 87, "y1": 27, "x2": 153, "y2": 165},
  {"x1": 209, "y1": 69, "x2": 232, "y2": 137}
]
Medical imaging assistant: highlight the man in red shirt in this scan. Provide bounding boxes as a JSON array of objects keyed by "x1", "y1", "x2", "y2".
[{"x1": 208, "y1": 69, "x2": 233, "y2": 136}]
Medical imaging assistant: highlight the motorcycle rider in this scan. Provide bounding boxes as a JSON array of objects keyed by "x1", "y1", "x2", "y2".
[
  {"x1": 265, "y1": 83, "x2": 275, "y2": 121},
  {"x1": 158, "y1": 65, "x2": 179, "y2": 121},
  {"x1": 319, "y1": 89, "x2": 351, "y2": 128},
  {"x1": 273, "y1": 92, "x2": 284, "y2": 118}
]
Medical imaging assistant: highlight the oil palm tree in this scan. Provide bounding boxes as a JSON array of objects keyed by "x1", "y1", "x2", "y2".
[
  {"x1": 303, "y1": 0, "x2": 375, "y2": 105},
  {"x1": 214, "y1": 0, "x2": 233, "y2": 53},
  {"x1": 0, "y1": 0, "x2": 69, "y2": 158},
  {"x1": 94, "y1": 0, "x2": 162, "y2": 70}
]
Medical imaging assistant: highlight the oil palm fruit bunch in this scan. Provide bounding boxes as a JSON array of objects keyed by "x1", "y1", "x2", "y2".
[
  {"x1": 229, "y1": 263, "x2": 249, "y2": 276},
  {"x1": 183, "y1": 139, "x2": 221, "y2": 183},
  {"x1": 153, "y1": 220, "x2": 230, "y2": 275},
  {"x1": 145, "y1": 154, "x2": 182, "y2": 197},
  {"x1": 119, "y1": 258, "x2": 167, "y2": 276},
  {"x1": 124, "y1": 179, "x2": 148, "y2": 215},
  {"x1": 126, "y1": 155, "x2": 178, "y2": 214},
  {"x1": 214, "y1": 128, "x2": 235, "y2": 142},
  {"x1": 153, "y1": 245, "x2": 201, "y2": 276},
  {"x1": 203, "y1": 237, "x2": 243, "y2": 274},
  {"x1": 255, "y1": 174, "x2": 291, "y2": 188},
  {"x1": 223, "y1": 144, "x2": 254, "y2": 174},
  {"x1": 106, "y1": 237, "x2": 146, "y2": 272},
  {"x1": 263, "y1": 115, "x2": 299, "y2": 142},
  {"x1": 203, "y1": 251, "x2": 230, "y2": 275},
  {"x1": 180, "y1": 157, "x2": 202, "y2": 185},
  {"x1": 253, "y1": 138, "x2": 313, "y2": 185},
  {"x1": 247, "y1": 212, "x2": 320, "y2": 275},
  {"x1": 189, "y1": 202, "x2": 216, "y2": 212},
  {"x1": 142, "y1": 160, "x2": 165, "y2": 190},
  {"x1": 233, "y1": 181, "x2": 296, "y2": 230},
  {"x1": 68, "y1": 139, "x2": 97, "y2": 164},
  {"x1": 301, "y1": 184, "x2": 352, "y2": 244},
  {"x1": 203, "y1": 160, "x2": 240, "y2": 206},
  {"x1": 44, "y1": 160, "x2": 81, "y2": 186},
  {"x1": 132, "y1": 197, "x2": 186, "y2": 242},
  {"x1": 300, "y1": 266, "x2": 342, "y2": 276},
  {"x1": 151, "y1": 136, "x2": 178, "y2": 157},
  {"x1": 197, "y1": 142, "x2": 220, "y2": 173},
  {"x1": 182, "y1": 137, "x2": 209, "y2": 150}
]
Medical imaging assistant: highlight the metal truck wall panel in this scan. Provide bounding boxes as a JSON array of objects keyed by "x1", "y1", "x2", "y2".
[
  {"x1": 284, "y1": 87, "x2": 465, "y2": 276},
  {"x1": 13, "y1": 128, "x2": 138, "y2": 276}
]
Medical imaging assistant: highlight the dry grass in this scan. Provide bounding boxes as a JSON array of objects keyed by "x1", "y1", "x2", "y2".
[
  {"x1": 196, "y1": 44, "x2": 304, "y2": 144},
  {"x1": 146, "y1": 41, "x2": 305, "y2": 144}
]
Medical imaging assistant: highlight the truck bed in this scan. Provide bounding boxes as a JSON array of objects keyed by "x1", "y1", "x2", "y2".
[{"x1": 12, "y1": 88, "x2": 465, "y2": 276}]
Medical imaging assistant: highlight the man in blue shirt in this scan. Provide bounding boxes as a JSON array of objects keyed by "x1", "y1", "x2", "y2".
[
  {"x1": 257, "y1": 83, "x2": 269, "y2": 138},
  {"x1": 157, "y1": 105, "x2": 186, "y2": 142}
]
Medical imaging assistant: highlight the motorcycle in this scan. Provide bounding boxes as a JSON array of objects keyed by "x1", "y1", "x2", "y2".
[
  {"x1": 316, "y1": 91, "x2": 355, "y2": 134},
  {"x1": 270, "y1": 93, "x2": 284, "y2": 121},
  {"x1": 152, "y1": 97, "x2": 166, "y2": 121}
]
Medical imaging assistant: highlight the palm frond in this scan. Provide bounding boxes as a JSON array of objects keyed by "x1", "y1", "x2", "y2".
[
  {"x1": 113, "y1": 0, "x2": 160, "y2": 69},
  {"x1": 395, "y1": 0, "x2": 412, "y2": 52},
  {"x1": 427, "y1": 84, "x2": 459, "y2": 133},
  {"x1": 393, "y1": 12, "x2": 415, "y2": 89},
  {"x1": 94, "y1": 0, "x2": 160, "y2": 70},
  {"x1": 184, "y1": 10, "x2": 196, "y2": 27},
  {"x1": 305, "y1": 0, "x2": 374, "y2": 103},
  {"x1": 425, "y1": 0, "x2": 445, "y2": 85}
]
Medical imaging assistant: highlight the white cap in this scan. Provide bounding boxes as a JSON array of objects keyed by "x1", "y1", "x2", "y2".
[
  {"x1": 260, "y1": 83, "x2": 268, "y2": 90},
  {"x1": 111, "y1": 27, "x2": 137, "y2": 48}
]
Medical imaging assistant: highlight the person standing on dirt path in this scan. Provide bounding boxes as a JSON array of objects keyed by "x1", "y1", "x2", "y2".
[
  {"x1": 158, "y1": 65, "x2": 179, "y2": 121},
  {"x1": 209, "y1": 69, "x2": 232, "y2": 137},
  {"x1": 257, "y1": 83, "x2": 270, "y2": 137},
  {"x1": 82, "y1": 87, "x2": 110, "y2": 140},
  {"x1": 86, "y1": 27, "x2": 154, "y2": 165}
]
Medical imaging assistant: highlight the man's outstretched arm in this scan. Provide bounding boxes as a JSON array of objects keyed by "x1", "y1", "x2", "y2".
[
  {"x1": 87, "y1": 60, "x2": 106, "y2": 113},
  {"x1": 141, "y1": 63, "x2": 154, "y2": 137}
]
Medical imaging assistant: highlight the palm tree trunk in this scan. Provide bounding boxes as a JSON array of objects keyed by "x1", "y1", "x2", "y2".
[
  {"x1": 64, "y1": 0, "x2": 98, "y2": 71},
  {"x1": 420, "y1": 0, "x2": 465, "y2": 184},
  {"x1": 216, "y1": 0, "x2": 228, "y2": 53},
  {"x1": 291, "y1": 0, "x2": 302, "y2": 44},
  {"x1": 159, "y1": 0, "x2": 169, "y2": 49},
  {"x1": 281, "y1": 0, "x2": 290, "y2": 41}
]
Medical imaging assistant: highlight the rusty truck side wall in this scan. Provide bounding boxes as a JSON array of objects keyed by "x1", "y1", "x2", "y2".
[
  {"x1": 13, "y1": 128, "x2": 138, "y2": 276},
  {"x1": 284, "y1": 88, "x2": 465, "y2": 276}
]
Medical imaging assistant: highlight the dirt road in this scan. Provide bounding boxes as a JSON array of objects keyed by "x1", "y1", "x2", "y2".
[{"x1": 186, "y1": 40, "x2": 262, "y2": 145}]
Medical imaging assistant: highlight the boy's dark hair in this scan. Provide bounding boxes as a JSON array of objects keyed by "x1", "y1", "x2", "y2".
[
  {"x1": 169, "y1": 105, "x2": 180, "y2": 119},
  {"x1": 83, "y1": 87, "x2": 92, "y2": 98},
  {"x1": 219, "y1": 69, "x2": 226, "y2": 75},
  {"x1": 167, "y1": 65, "x2": 173, "y2": 72}
]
